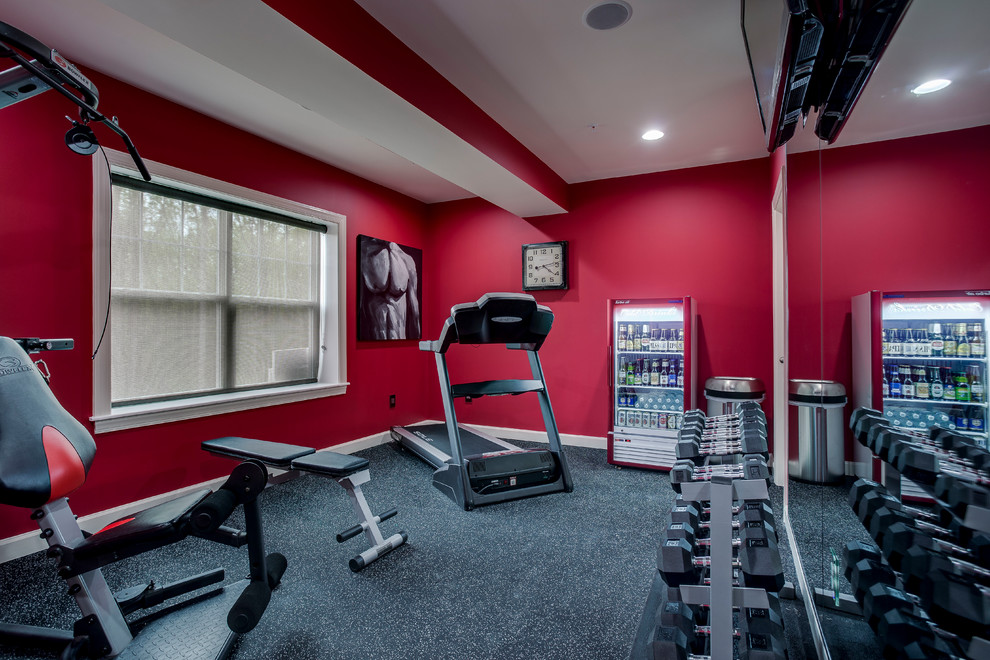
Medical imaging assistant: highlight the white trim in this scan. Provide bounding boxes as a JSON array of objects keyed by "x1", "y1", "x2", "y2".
[
  {"x1": 91, "y1": 149, "x2": 348, "y2": 432},
  {"x1": 92, "y1": 382, "x2": 348, "y2": 433}
]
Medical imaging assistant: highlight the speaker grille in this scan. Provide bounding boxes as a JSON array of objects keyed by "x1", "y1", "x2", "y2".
[{"x1": 584, "y1": 2, "x2": 632, "y2": 31}]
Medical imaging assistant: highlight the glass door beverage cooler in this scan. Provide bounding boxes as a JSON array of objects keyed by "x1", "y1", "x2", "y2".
[
  {"x1": 607, "y1": 297, "x2": 697, "y2": 469},
  {"x1": 852, "y1": 290, "x2": 988, "y2": 497}
]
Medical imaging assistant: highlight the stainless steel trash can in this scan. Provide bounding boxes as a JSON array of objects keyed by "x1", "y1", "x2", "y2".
[
  {"x1": 788, "y1": 379, "x2": 847, "y2": 483},
  {"x1": 704, "y1": 377, "x2": 766, "y2": 416}
]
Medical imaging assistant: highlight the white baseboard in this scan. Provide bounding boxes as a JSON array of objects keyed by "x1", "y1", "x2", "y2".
[{"x1": 0, "y1": 424, "x2": 601, "y2": 564}]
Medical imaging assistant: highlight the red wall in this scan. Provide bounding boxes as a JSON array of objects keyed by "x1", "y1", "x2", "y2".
[
  {"x1": 0, "y1": 72, "x2": 435, "y2": 536},
  {"x1": 786, "y1": 125, "x2": 990, "y2": 456},
  {"x1": 423, "y1": 160, "x2": 775, "y2": 439}
]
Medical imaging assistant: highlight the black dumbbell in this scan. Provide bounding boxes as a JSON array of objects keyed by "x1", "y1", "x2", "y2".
[
  {"x1": 901, "y1": 543, "x2": 990, "y2": 597},
  {"x1": 657, "y1": 536, "x2": 784, "y2": 592},
  {"x1": 875, "y1": 605, "x2": 968, "y2": 659},
  {"x1": 917, "y1": 567, "x2": 990, "y2": 640},
  {"x1": 660, "y1": 597, "x2": 785, "y2": 650},
  {"x1": 880, "y1": 517, "x2": 989, "y2": 572},
  {"x1": 670, "y1": 455, "x2": 770, "y2": 491},
  {"x1": 934, "y1": 472, "x2": 990, "y2": 527},
  {"x1": 841, "y1": 541, "x2": 897, "y2": 602},
  {"x1": 652, "y1": 628, "x2": 786, "y2": 660},
  {"x1": 675, "y1": 433, "x2": 769, "y2": 461},
  {"x1": 665, "y1": 519, "x2": 776, "y2": 548},
  {"x1": 891, "y1": 442, "x2": 990, "y2": 489},
  {"x1": 669, "y1": 500, "x2": 776, "y2": 535}
]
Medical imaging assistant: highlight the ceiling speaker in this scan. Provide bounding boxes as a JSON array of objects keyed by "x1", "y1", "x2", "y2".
[{"x1": 584, "y1": 1, "x2": 632, "y2": 30}]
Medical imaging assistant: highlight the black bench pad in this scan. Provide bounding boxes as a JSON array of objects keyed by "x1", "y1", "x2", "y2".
[
  {"x1": 291, "y1": 452, "x2": 369, "y2": 478},
  {"x1": 202, "y1": 437, "x2": 315, "y2": 468}
]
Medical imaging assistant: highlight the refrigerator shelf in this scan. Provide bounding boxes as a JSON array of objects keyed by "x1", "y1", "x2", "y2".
[
  {"x1": 617, "y1": 350, "x2": 683, "y2": 356},
  {"x1": 882, "y1": 355, "x2": 987, "y2": 362},
  {"x1": 883, "y1": 398, "x2": 986, "y2": 407},
  {"x1": 617, "y1": 385, "x2": 683, "y2": 392}
]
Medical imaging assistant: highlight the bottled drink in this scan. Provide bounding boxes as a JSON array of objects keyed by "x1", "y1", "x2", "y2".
[
  {"x1": 970, "y1": 407, "x2": 985, "y2": 433},
  {"x1": 882, "y1": 370, "x2": 889, "y2": 398},
  {"x1": 930, "y1": 367, "x2": 944, "y2": 400},
  {"x1": 956, "y1": 407, "x2": 969, "y2": 431},
  {"x1": 668, "y1": 360, "x2": 677, "y2": 387},
  {"x1": 649, "y1": 360, "x2": 660, "y2": 386},
  {"x1": 626, "y1": 361, "x2": 634, "y2": 386},
  {"x1": 677, "y1": 329, "x2": 685, "y2": 353},
  {"x1": 634, "y1": 361, "x2": 643, "y2": 386},
  {"x1": 657, "y1": 329, "x2": 667, "y2": 352},
  {"x1": 656, "y1": 360, "x2": 665, "y2": 386},
  {"x1": 972, "y1": 323, "x2": 985, "y2": 358},
  {"x1": 889, "y1": 330, "x2": 902, "y2": 356},
  {"x1": 917, "y1": 328, "x2": 931, "y2": 356},
  {"x1": 955, "y1": 371, "x2": 970, "y2": 402},
  {"x1": 956, "y1": 323, "x2": 971, "y2": 358},
  {"x1": 649, "y1": 328, "x2": 659, "y2": 352},
  {"x1": 677, "y1": 362, "x2": 684, "y2": 388},
  {"x1": 889, "y1": 366, "x2": 901, "y2": 398},
  {"x1": 618, "y1": 324, "x2": 627, "y2": 351},
  {"x1": 915, "y1": 366, "x2": 929, "y2": 399},
  {"x1": 944, "y1": 324, "x2": 957, "y2": 357},
  {"x1": 930, "y1": 323, "x2": 944, "y2": 357},
  {"x1": 943, "y1": 368, "x2": 955, "y2": 401},
  {"x1": 882, "y1": 328, "x2": 890, "y2": 356},
  {"x1": 901, "y1": 365, "x2": 914, "y2": 399},
  {"x1": 903, "y1": 328, "x2": 916, "y2": 356},
  {"x1": 969, "y1": 367, "x2": 983, "y2": 403},
  {"x1": 618, "y1": 358, "x2": 626, "y2": 385},
  {"x1": 642, "y1": 324, "x2": 651, "y2": 352}
]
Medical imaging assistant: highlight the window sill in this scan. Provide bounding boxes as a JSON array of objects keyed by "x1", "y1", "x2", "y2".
[{"x1": 90, "y1": 382, "x2": 349, "y2": 433}]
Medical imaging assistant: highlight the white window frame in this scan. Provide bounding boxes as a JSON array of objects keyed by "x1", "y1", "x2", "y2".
[{"x1": 91, "y1": 149, "x2": 347, "y2": 433}]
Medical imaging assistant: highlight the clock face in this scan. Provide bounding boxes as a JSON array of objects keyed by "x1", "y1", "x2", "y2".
[{"x1": 523, "y1": 241, "x2": 567, "y2": 290}]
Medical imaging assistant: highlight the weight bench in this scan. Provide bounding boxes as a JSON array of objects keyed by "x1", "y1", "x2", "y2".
[{"x1": 202, "y1": 437, "x2": 408, "y2": 571}]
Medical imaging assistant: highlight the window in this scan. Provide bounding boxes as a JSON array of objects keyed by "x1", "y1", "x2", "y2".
[{"x1": 92, "y1": 151, "x2": 346, "y2": 432}]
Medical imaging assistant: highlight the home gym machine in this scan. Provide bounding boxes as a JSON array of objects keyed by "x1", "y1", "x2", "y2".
[
  {"x1": 0, "y1": 337, "x2": 285, "y2": 659},
  {"x1": 1, "y1": 20, "x2": 151, "y2": 180},
  {"x1": 390, "y1": 292, "x2": 573, "y2": 510}
]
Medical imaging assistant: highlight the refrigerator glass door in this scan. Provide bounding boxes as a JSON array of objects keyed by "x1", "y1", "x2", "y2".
[{"x1": 610, "y1": 300, "x2": 686, "y2": 468}]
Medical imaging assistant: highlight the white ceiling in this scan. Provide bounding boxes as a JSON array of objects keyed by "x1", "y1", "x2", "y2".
[{"x1": 2, "y1": 0, "x2": 988, "y2": 215}]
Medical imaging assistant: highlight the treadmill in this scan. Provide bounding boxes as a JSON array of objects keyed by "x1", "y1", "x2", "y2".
[{"x1": 391, "y1": 292, "x2": 574, "y2": 510}]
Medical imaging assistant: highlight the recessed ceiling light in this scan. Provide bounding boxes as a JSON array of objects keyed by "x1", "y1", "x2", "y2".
[
  {"x1": 583, "y1": 2, "x2": 632, "y2": 31},
  {"x1": 642, "y1": 129, "x2": 664, "y2": 141},
  {"x1": 911, "y1": 79, "x2": 951, "y2": 95}
]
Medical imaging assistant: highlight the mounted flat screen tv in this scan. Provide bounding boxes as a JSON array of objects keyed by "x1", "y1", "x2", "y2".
[{"x1": 742, "y1": 0, "x2": 911, "y2": 152}]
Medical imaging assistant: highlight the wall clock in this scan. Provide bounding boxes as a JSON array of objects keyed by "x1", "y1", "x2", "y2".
[{"x1": 522, "y1": 241, "x2": 568, "y2": 291}]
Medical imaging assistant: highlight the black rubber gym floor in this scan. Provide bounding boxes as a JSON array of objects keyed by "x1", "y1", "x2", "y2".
[{"x1": 0, "y1": 442, "x2": 875, "y2": 659}]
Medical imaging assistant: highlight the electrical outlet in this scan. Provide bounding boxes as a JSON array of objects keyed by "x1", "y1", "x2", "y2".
[{"x1": 389, "y1": 394, "x2": 396, "y2": 408}]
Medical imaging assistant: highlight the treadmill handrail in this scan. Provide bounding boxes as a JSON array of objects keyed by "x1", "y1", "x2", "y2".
[
  {"x1": 419, "y1": 293, "x2": 553, "y2": 353},
  {"x1": 450, "y1": 379, "x2": 545, "y2": 398}
]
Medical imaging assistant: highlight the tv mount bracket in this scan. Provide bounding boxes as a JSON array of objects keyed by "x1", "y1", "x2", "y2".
[{"x1": 0, "y1": 21, "x2": 151, "y2": 181}]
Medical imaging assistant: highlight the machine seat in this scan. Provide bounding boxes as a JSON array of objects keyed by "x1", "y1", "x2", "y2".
[
  {"x1": 290, "y1": 452, "x2": 369, "y2": 478},
  {"x1": 202, "y1": 436, "x2": 316, "y2": 468},
  {"x1": 67, "y1": 489, "x2": 211, "y2": 564}
]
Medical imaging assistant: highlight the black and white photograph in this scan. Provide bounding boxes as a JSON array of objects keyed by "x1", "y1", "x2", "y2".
[{"x1": 357, "y1": 234, "x2": 422, "y2": 341}]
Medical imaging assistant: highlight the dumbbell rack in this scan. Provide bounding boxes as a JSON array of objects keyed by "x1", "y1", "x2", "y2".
[
  {"x1": 846, "y1": 409, "x2": 990, "y2": 657},
  {"x1": 675, "y1": 477, "x2": 777, "y2": 659}
]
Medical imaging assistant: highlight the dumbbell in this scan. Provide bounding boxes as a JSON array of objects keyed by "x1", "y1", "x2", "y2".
[
  {"x1": 657, "y1": 536, "x2": 784, "y2": 592},
  {"x1": 934, "y1": 472, "x2": 990, "y2": 528},
  {"x1": 842, "y1": 541, "x2": 897, "y2": 602},
  {"x1": 880, "y1": 428, "x2": 990, "y2": 474},
  {"x1": 875, "y1": 605, "x2": 969, "y2": 660},
  {"x1": 658, "y1": 597, "x2": 786, "y2": 655},
  {"x1": 670, "y1": 455, "x2": 770, "y2": 491},
  {"x1": 681, "y1": 402, "x2": 763, "y2": 426},
  {"x1": 681, "y1": 412, "x2": 766, "y2": 435},
  {"x1": 669, "y1": 500, "x2": 777, "y2": 537},
  {"x1": 652, "y1": 628, "x2": 786, "y2": 660},
  {"x1": 874, "y1": 512, "x2": 990, "y2": 572},
  {"x1": 890, "y1": 442, "x2": 990, "y2": 489},
  {"x1": 851, "y1": 478, "x2": 984, "y2": 547},
  {"x1": 665, "y1": 518, "x2": 777, "y2": 548},
  {"x1": 675, "y1": 433, "x2": 768, "y2": 461}
]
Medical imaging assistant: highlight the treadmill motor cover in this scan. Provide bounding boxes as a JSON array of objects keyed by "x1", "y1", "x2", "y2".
[{"x1": 465, "y1": 449, "x2": 559, "y2": 493}]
